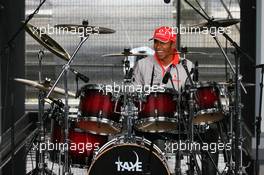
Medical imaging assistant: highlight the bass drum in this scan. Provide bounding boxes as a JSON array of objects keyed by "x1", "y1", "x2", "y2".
[
  {"x1": 49, "y1": 117, "x2": 108, "y2": 167},
  {"x1": 87, "y1": 137, "x2": 170, "y2": 175}
]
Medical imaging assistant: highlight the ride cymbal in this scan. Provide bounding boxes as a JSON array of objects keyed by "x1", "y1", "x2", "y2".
[{"x1": 23, "y1": 22, "x2": 70, "y2": 61}]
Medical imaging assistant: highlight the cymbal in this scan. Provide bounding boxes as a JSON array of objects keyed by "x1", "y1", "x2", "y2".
[
  {"x1": 23, "y1": 22, "x2": 70, "y2": 61},
  {"x1": 102, "y1": 52, "x2": 148, "y2": 57},
  {"x1": 188, "y1": 19, "x2": 241, "y2": 32},
  {"x1": 14, "y1": 78, "x2": 75, "y2": 97},
  {"x1": 218, "y1": 81, "x2": 255, "y2": 87},
  {"x1": 176, "y1": 51, "x2": 207, "y2": 55},
  {"x1": 103, "y1": 51, "x2": 206, "y2": 57},
  {"x1": 54, "y1": 24, "x2": 116, "y2": 34},
  {"x1": 255, "y1": 64, "x2": 264, "y2": 68}
]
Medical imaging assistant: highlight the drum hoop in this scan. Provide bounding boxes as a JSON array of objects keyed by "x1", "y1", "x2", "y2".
[
  {"x1": 135, "y1": 117, "x2": 178, "y2": 133},
  {"x1": 88, "y1": 136, "x2": 170, "y2": 174},
  {"x1": 81, "y1": 84, "x2": 105, "y2": 90},
  {"x1": 195, "y1": 108, "x2": 221, "y2": 116},
  {"x1": 77, "y1": 84, "x2": 111, "y2": 97},
  {"x1": 193, "y1": 81, "x2": 218, "y2": 88},
  {"x1": 95, "y1": 136, "x2": 164, "y2": 159},
  {"x1": 77, "y1": 116, "x2": 122, "y2": 135},
  {"x1": 78, "y1": 116, "x2": 121, "y2": 128},
  {"x1": 142, "y1": 88, "x2": 178, "y2": 97}
]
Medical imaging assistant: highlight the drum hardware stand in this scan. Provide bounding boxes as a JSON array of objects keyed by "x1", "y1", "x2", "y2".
[
  {"x1": 182, "y1": 56, "x2": 222, "y2": 175},
  {"x1": 254, "y1": 64, "x2": 264, "y2": 175},
  {"x1": 73, "y1": 69, "x2": 79, "y2": 98},
  {"x1": 166, "y1": 63, "x2": 182, "y2": 175},
  {"x1": 47, "y1": 35, "x2": 89, "y2": 175},
  {"x1": 26, "y1": 51, "x2": 55, "y2": 175},
  {"x1": 181, "y1": 59, "x2": 202, "y2": 175},
  {"x1": 121, "y1": 52, "x2": 139, "y2": 141},
  {"x1": 122, "y1": 86, "x2": 137, "y2": 141},
  {"x1": 193, "y1": 125, "x2": 222, "y2": 175},
  {"x1": 213, "y1": 37, "x2": 246, "y2": 175},
  {"x1": 224, "y1": 87, "x2": 236, "y2": 175},
  {"x1": 183, "y1": 1, "x2": 256, "y2": 174},
  {"x1": 182, "y1": 43, "x2": 222, "y2": 175},
  {"x1": 122, "y1": 48, "x2": 134, "y2": 80}
]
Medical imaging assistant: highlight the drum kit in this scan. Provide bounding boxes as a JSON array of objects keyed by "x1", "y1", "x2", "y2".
[{"x1": 18, "y1": 15, "x2": 256, "y2": 175}]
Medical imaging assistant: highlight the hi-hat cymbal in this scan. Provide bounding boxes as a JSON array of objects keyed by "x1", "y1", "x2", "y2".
[
  {"x1": 14, "y1": 78, "x2": 75, "y2": 97},
  {"x1": 218, "y1": 81, "x2": 255, "y2": 87},
  {"x1": 54, "y1": 24, "x2": 116, "y2": 34},
  {"x1": 102, "y1": 52, "x2": 148, "y2": 57},
  {"x1": 188, "y1": 19, "x2": 241, "y2": 32},
  {"x1": 102, "y1": 51, "x2": 206, "y2": 57},
  {"x1": 23, "y1": 22, "x2": 70, "y2": 61},
  {"x1": 176, "y1": 51, "x2": 207, "y2": 55}
]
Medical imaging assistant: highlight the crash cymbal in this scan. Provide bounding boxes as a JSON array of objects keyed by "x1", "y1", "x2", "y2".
[
  {"x1": 218, "y1": 81, "x2": 255, "y2": 87},
  {"x1": 14, "y1": 78, "x2": 75, "y2": 97},
  {"x1": 188, "y1": 19, "x2": 241, "y2": 32},
  {"x1": 23, "y1": 22, "x2": 70, "y2": 61},
  {"x1": 54, "y1": 24, "x2": 116, "y2": 34}
]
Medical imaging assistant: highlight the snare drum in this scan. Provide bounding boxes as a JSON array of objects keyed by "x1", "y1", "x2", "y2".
[
  {"x1": 77, "y1": 84, "x2": 122, "y2": 135},
  {"x1": 87, "y1": 136, "x2": 170, "y2": 175},
  {"x1": 49, "y1": 118, "x2": 108, "y2": 167},
  {"x1": 192, "y1": 82, "x2": 224, "y2": 124},
  {"x1": 135, "y1": 89, "x2": 178, "y2": 133}
]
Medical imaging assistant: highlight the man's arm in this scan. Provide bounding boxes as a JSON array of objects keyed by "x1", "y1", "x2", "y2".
[{"x1": 132, "y1": 61, "x2": 144, "y2": 85}]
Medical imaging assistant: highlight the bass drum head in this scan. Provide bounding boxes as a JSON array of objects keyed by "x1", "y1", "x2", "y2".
[{"x1": 88, "y1": 139, "x2": 170, "y2": 175}]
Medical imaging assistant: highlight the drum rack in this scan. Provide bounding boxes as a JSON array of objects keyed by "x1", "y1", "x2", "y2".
[{"x1": 15, "y1": 1, "x2": 259, "y2": 175}]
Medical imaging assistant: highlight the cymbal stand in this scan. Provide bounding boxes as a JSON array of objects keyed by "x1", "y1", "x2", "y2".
[
  {"x1": 46, "y1": 35, "x2": 89, "y2": 175},
  {"x1": 27, "y1": 50, "x2": 55, "y2": 175},
  {"x1": 122, "y1": 92, "x2": 137, "y2": 141},
  {"x1": 255, "y1": 65, "x2": 264, "y2": 175},
  {"x1": 225, "y1": 86, "x2": 236, "y2": 174},
  {"x1": 181, "y1": 64, "x2": 222, "y2": 174},
  {"x1": 123, "y1": 55, "x2": 137, "y2": 141},
  {"x1": 212, "y1": 33, "x2": 252, "y2": 175},
  {"x1": 175, "y1": 80, "x2": 182, "y2": 175},
  {"x1": 174, "y1": 52, "x2": 185, "y2": 175},
  {"x1": 182, "y1": 55, "x2": 221, "y2": 175},
  {"x1": 123, "y1": 48, "x2": 134, "y2": 80},
  {"x1": 183, "y1": 1, "x2": 255, "y2": 174},
  {"x1": 181, "y1": 59, "x2": 201, "y2": 175},
  {"x1": 37, "y1": 50, "x2": 45, "y2": 175}
]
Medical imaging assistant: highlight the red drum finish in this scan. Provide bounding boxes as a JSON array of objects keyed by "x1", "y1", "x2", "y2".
[
  {"x1": 49, "y1": 119, "x2": 108, "y2": 167},
  {"x1": 136, "y1": 91, "x2": 178, "y2": 133},
  {"x1": 78, "y1": 84, "x2": 122, "y2": 135},
  {"x1": 193, "y1": 82, "x2": 224, "y2": 124}
]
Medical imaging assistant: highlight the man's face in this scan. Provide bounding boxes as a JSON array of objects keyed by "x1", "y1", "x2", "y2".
[{"x1": 153, "y1": 40, "x2": 175, "y2": 60}]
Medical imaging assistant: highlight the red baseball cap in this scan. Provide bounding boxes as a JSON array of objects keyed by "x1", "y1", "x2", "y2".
[{"x1": 150, "y1": 26, "x2": 176, "y2": 43}]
